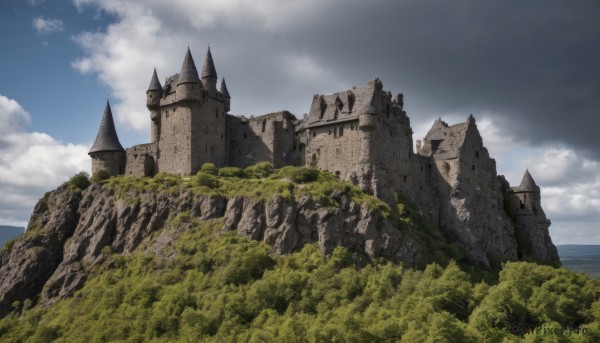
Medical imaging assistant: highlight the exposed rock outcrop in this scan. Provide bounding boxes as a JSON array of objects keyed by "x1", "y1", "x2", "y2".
[{"x1": 0, "y1": 184, "x2": 424, "y2": 316}]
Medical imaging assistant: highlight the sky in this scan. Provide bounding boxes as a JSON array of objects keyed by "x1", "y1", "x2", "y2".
[{"x1": 0, "y1": 0, "x2": 598, "y2": 245}]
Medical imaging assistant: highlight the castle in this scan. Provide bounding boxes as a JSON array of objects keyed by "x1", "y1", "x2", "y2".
[{"x1": 89, "y1": 47, "x2": 558, "y2": 266}]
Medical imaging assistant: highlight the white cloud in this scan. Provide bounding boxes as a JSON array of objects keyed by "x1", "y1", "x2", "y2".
[
  {"x1": 0, "y1": 95, "x2": 89, "y2": 227},
  {"x1": 69, "y1": 0, "x2": 340, "y2": 131},
  {"x1": 32, "y1": 17, "x2": 65, "y2": 34}
]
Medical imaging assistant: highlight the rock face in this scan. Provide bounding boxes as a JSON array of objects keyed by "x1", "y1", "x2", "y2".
[{"x1": 0, "y1": 184, "x2": 424, "y2": 316}]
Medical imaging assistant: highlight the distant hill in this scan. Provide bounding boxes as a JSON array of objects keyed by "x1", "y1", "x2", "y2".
[
  {"x1": 0, "y1": 226, "x2": 24, "y2": 249},
  {"x1": 557, "y1": 245, "x2": 600, "y2": 279}
]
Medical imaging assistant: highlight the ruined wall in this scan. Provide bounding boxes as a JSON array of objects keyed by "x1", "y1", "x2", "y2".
[
  {"x1": 422, "y1": 117, "x2": 518, "y2": 266},
  {"x1": 125, "y1": 143, "x2": 156, "y2": 177}
]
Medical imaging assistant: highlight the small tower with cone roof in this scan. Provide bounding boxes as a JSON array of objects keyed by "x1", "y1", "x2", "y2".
[
  {"x1": 89, "y1": 100, "x2": 125, "y2": 176},
  {"x1": 201, "y1": 46, "x2": 218, "y2": 95},
  {"x1": 220, "y1": 77, "x2": 230, "y2": 112},
  {"x1": 177, "y1": 47, "x2": 202, "y2": 101},
  {"x1": 147, "y1": 68, "x2": 163, "y2": 144},
  {"x1": 509, "y1": 168, "x2": 542, "y2": 215}
]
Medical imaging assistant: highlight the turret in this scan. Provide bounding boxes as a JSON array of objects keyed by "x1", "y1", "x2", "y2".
[
  {"x1": 201, "y1": 46, "x2": 218, "y2": 95},
  {"x1": 89, "y1": 100, "x2": 125, "y2": 176},
  {"x1": 509, "y1": 168, "x2": 541, "y2": 215},
  {"x1": 220, "y1": 77, "x2": 230, "y2": 112},
  {"x1": 146, "y1": 69, "x2": 163, "y2": 144},
  {"x1": 177, "y1": 47, "x2": 201, "y2": 101}
]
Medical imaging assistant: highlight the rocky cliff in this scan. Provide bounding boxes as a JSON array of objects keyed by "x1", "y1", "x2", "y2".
[
  {"x1": 0, "y1": 179, "x2": 422, "y2": 316},
  {"x1": 0, "y1": 169, "x2": 559, "y2": 317}
]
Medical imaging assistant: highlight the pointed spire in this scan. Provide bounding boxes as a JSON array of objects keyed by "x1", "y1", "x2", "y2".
[
  {"x1": 220, "y1": 77, "x2": 230, "y2": 98},
  {"x1": 201, "y1": 46, "x2": 217, "y2": 79},
  {"x1": 520, "y1": 168, "x2": 538, "y2": 190},
  {"x1": 89, "y1": 100, "x2": 124, "y2": 154},
  {"x1": 147, "y1": 68, "x2": 163, "y2": 92},
  {"x1": 177, "y1": 47, "x2": 201, "y2": 85}
]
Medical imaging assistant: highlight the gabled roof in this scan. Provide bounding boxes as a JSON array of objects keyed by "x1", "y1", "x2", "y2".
[
  {"x1": 89, "y1": 100, "x2": 124, "y2": 154},
  {"x1": 220, "y1": 77, "x2": 230, "y2": 98},
  {"x1": 201, "y1": 46, "x2": 217, "y2": 79},
  {"x1": 305, "y1": 82, "x2": 376, "y2": 127},
  {"x1": 177, "y1": 47, "x2": 201, "y2": 85},
  {"x1": 147, "y1": 68, "x2": 163, "y2": 92}
]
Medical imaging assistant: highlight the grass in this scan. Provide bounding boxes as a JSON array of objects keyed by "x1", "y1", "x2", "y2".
[{"x1": 99, "y1": 163, "x2": 391, "y2": 213}]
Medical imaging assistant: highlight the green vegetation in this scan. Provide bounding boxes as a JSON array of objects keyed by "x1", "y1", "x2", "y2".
[
  {"x1": 98, "y1": 163, "x2": 391, "y2": 213},
  {"x1": 0, "y1": 218, "x2": 598, "y2": 342},
  {"x1": 90, "y1": 169, "x2": 111, "y2": 183},
  {"x1": 66, "y1": 171, "x2": 90, "y2": 191}
]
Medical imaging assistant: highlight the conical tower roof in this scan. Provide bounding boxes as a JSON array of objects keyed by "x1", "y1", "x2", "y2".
[
  {"x1": 177, "y1": 47, "x2": 201, "y2": 85},
  {"x1": 220, "y1": 77, "x2": 230, "y2": 98},
  {"x1": 519, "y1": 169, "x2": 538, "y2": 190},
  {"x1": 201, "y1": 46, "x2": 217, "y2": 79},
  {"x1": 147, "y1": 68, "x2": 163, "y2": 92},
  {"x1": 89, "y1": 100, "x2": 125, "y2": 154}
]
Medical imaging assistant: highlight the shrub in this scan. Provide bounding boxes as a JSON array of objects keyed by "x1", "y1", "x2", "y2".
[
  {"x1": 200, "y1": 163, "x2": 218, "y2": 175},
  {"x1": 218, "y1": 167, "x2": 246, "y2": 178},
  {"x1": 194, "y1": 172, "x2": 220, "y2": 189},
  {"x1": 275, "y1": 166, "x2": 319, "y2": 183},
  {"x1": 244, "y1": 162, "x2": 273, "y2": 178},
  {"x1": 67, "y1": 171, "x2": 91, "y2": 191},
  {"x1": 90, "y1": 169, "x2": 111, "y2": 183}
]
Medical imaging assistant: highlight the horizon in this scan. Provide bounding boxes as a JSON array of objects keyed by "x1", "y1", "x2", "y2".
[{"x1": 1, "y1": 0, "x2": 599, "y2": 245}]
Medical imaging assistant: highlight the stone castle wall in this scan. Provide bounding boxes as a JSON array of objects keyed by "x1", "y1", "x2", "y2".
[{"x1": 91, "y1": 151, "x2": 125, "y2": 176}]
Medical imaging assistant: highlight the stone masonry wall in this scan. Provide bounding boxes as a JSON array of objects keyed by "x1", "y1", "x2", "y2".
[
  {"x1": 125, "y1": 143, "x2": 156, "y2": 177},
  {"x1": 91, "y1": 151, "x2": 125, "y2": 176}
]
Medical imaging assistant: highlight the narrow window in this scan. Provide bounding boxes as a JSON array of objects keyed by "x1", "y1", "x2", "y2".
[
  {"x1": 403, "y1": 175, "x2": 407, "y2": 183},
  {"x1": 339, "y1": 126, "x2": 344, "y2": 137},
  {"x1": 472, "y1": 165, "x2": 475, "y2": 171},
  {"x1": 262, "y1": 120, "x2": 266, "y2": 133},
  {"x1": 244, "y1": 132, "x2": 248, "y2": 139},
  {"x1": 475, "y1": 151, "x2": 480, "y2": 159}
]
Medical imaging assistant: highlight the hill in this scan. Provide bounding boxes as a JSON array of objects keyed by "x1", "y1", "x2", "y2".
[
  {"x1": 0, "y1": 166, "x2": 595, "y2": 341},
  {"x1": 0, "y1": 226, "x2": 23, "y2": 249},
  {"x1": 557, "y1": 245, "x2": 600, "y2": 279},
  {"x1": 0, "y1": 218, "x2": 599, "y2": 342}
]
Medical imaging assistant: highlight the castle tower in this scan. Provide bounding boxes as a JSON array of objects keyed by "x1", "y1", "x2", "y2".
[
  {"x1": 220, "y1": 77, "x2": 230, "y2": 112},
  {"x1": 146, "y1": 68, "x2": 163, "y2": 144},
  {"x1": 512, "y1": 169, "x2": 541, "y2": 214},
  {"x1": 201, "y1": 46, "x2": 218, "y2": 95},
  {"x1": 177, "y1": 47, "x2": 202, "y2": 101},
  {"x1": 89, "y1": 100, "x2": 125, "y2": 176},
  {"x1": 155, "y1": 47, "x2": 228, "y2": 175}
]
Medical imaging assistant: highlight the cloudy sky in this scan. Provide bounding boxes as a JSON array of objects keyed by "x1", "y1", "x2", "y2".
[{"x1": 1, "y1": 0, "x2": 598, "y2": 245}]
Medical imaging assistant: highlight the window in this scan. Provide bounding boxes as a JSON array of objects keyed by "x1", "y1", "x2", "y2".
[
  {"x1": 312, "y1": 131, "x2": 316, "y2": 137},
  {"x1": 403, "y1": 175, "x2": 407, "y2": 182},
  {"x1": 244, "y1": 132, "x2": 248, "y2": 139},
  {"x1": 475, "y1": 151, "x2": 479, "y2": 159},
  {"x1": 262, "y1": 119, "x2": 266, "y2": 133},
  {"x1": 339, "y1": 126, "x2": 344, "y2": 137},
  {"x1": 334, "y1": 127, "x2": 338, "y2": 138},
  {"x1": 472, "y1": 165, "x2": 475, "y2": 171}
]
